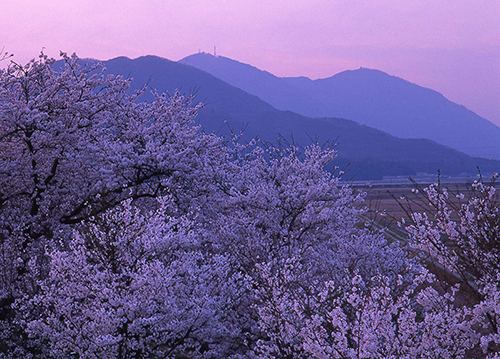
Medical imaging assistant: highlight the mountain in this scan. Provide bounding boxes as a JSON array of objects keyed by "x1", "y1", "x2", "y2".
[
  {"x1": 179, "y1": 53, "x2": 500, "y2": 161},
  {"x1": 93, "y1": 55, "x2": 499, "y2": 180}
]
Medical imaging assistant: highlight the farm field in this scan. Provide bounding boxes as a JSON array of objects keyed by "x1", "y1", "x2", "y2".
[
  {"x1": 357, "y1": 178, "x2": 489, "y2": 308},
  {"x1": 357, "y1": 177, "x2": 482, "y2": 223}
]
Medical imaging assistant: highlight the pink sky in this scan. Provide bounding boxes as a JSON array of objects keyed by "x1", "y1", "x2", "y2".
[{"x1": 1, "y1": 0, "x2": 499, "y2": 125}]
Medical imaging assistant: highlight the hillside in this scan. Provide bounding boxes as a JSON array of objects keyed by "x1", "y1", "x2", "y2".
[
  {"x1": 180, "y1": 53, "x2": 500, "y2": 161},
  {"x1": 93, "y1": 55, "x2": 500, "y2": 180}
]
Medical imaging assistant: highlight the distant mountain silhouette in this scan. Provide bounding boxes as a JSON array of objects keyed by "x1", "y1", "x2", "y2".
[
  {"x1": 180, "y1": 53, "x2": 500, "y2": 161},
  {"x1": 88, "y1": 55, "x2": 499, "y2": 180}
]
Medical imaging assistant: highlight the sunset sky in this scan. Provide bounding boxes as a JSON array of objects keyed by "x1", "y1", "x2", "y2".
[{"x1": 1, "y1": 0, "x2": 499, "y2": 125}]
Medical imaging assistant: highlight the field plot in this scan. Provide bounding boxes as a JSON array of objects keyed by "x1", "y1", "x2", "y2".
[
  {"x1": 356, "y1": 179, "x2": 490, "y2": 307},
  {"x1": 358, "y1": 178, "x2": 480, "y2": 223}
]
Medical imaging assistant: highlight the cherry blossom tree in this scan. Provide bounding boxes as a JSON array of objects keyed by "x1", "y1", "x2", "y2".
[
  {"x1": 210, "y1": 145, "x2": 416, "y2": 357},
  {"x1": 17, "y1": 199, "x2": 242, "y2": 358},
  {"x1": 404, "y1": 177, "x2": 500, "y2": 358},
  {"x1": 0, "y1": 51, "x2": 226, "y2": 245},
  {"x1": 0, "y1": 52, "x2": 227, "y2": 357}
]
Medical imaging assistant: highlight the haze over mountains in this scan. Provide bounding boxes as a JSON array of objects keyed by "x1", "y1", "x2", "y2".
[
  {"x1": 180, "y1": 53, "x2": 500, "y2": 161},
  {"x1": 94, "y1": 55, "x2": 499, "y2": 180}
]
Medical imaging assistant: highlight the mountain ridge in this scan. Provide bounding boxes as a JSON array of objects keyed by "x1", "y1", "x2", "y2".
[
  {"x1": 79, "y1": 55, "x2": 499, "y2": 180},
  {"x1": 179, "y1": 52, "x2": 500, "y2": 160}
]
